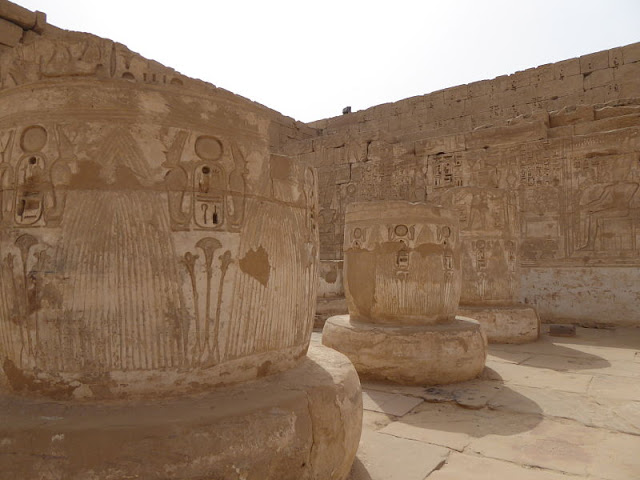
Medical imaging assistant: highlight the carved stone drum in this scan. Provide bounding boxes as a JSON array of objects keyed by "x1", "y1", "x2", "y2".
[
  {"x1": 0, "y1": 19, "x2": 361, "y2": 480},
  {"x1": 344, "y1": 201, "x2": 461, "y2": 325},
  {"x1": 0, "y1": 80, "x2": 318, "y2": 397},
  {"x1": 324, "y1": 200, "x2": 487, "y2": 385}
]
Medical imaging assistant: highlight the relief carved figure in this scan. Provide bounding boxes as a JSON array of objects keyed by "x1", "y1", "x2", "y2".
[
  {"x1": 575, "y1": 170, "x2": 639, "y2": 251},
  {"x1": 570, "y1": 155, "x2": 640, "y2": 257},
  {"x1": 436, "y1": 186, "x2": 520, "y2": 306}
]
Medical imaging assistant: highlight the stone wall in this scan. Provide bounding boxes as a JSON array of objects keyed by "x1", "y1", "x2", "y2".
[{"x1": 292, "y1": 42, "x2": 640, "y2": 327}]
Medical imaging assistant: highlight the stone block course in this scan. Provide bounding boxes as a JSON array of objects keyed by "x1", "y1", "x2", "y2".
[
  {"x1": 622, "y1": 42, "x2": 640, "y2": 64},
  {"x1": 0, "y1": 0, "x2": 36, "y2": 28},
  {"x1": 580, "y1": 50, "x2": 610, "y2": 74},
  {"x1": 0, "y1": 16, "x2": 22, "y2": 47}
]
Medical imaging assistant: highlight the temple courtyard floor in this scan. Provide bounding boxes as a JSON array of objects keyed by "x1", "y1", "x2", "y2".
[{"x1": 312, "y1": 325, "x2": 640, "y2": 480}]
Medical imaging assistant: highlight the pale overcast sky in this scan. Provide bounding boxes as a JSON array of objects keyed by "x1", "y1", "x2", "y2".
[{"x1": 12, "y1": 0, "x2": 640, "y2": 122}]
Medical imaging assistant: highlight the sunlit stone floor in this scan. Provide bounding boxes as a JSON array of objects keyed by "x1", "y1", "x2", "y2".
[{"x1": 312, "y1": 325, "x2": 640, "y2": 480}]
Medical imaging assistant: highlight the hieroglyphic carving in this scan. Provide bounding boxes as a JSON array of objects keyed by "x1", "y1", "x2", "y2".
[
  {"x1": 15, "y1": 126, "x2": 47, "y2": 226},
  {"x1": 515, "y1": 144, "x2": 566, "y2": 266},
  {"x1": 436, "y1": 186, "x2": 520, "y2": 306},
  {"x1": 343, "y1": 202, "x2": 461, "y2": 324},
  {"x1": 0, "y1": 116, "x2": 318, "y2": 396},
  {"x1": 182, "y1": 237, "x2": 232, "y2": 365},
  {"x1": 162, "y1": 131, "x2": 248, "y2": 233},
  {"x1": 431, "y1": 153, "x2": 463, "y2": 189},
  {"x1": 567, "y1": 153, "x2": 640, "y2": 257},
  {"x1": 0, "y1": 33, "x2": 187, "y2": 91}
]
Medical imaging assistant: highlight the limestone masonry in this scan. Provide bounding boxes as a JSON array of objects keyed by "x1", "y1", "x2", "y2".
[
  {"x1": 298, "y1": 42, "x2": 640, "y2": 327},
  {"x1": 0, "y1": 0, "x2": 639, "y2": 477}
]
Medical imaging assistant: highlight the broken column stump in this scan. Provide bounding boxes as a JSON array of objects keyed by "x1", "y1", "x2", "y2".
[{"x1": 323, "y1": 201, "x2": 487, "y2": 385}]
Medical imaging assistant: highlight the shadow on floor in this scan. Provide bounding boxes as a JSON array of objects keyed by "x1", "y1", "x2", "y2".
[
  {"x1": 346, "y1": 458, "x2": 373, "y2": 480},
  {"x1": 489, "y1": 340, "x2": 612, "y2": 371}
]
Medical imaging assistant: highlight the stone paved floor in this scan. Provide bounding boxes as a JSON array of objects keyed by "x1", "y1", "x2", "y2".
[{"x1": 312, "y1": 326, "x2": 640, "y2": 480}]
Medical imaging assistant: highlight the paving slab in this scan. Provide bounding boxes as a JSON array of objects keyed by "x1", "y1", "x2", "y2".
[
  {"x1": 488, "y1": 383, "x2": 640, "y2": 435},
  {"x1": 486, "y1": 351, "x2": 532, "y2": 364},
  {"x1": 378, "y1": 402, "x2": 542, "y2": 451},
  {"x1": 428, "y1": 452, "x2": 589, "y2": 480},
  {"x1": 361, "y1": 381, "x2": 429, "y2": 398},
  {"x1": 347, "y1": 429, "x2": 449, "y2": 480},
  {"x1": 362, "y1": 390, "x2": 424, "y2": 417},
  {"x1": 484, "y1": 360, "x2": 593, "y2": 393},
  {"x1": 421, "y1": 379, "x2": 504, "y2": 409},
  {"x1": 522, "y1": 354, "x2": 640, "y2": 379},
  {"x1": 488, "y1": 338, "x2": 611, "y2": 359},
  {"x1": 468, "y1": 416, "x2": 640, "y2": 480},
  {"x1": 345, "y1": 327, "x2": 640, "y2": 480},
  {"x1": 549, "y1": 342, "x2": 639, "y2": 362},
  {"x1": 362, "y1": 410, "x2": 395, "y2": 431},
  {"x1": 588, "y1": 374, "x2": 640, "y2": 401}
]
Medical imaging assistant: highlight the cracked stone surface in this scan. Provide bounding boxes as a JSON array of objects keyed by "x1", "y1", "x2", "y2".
[{"x1": 344, "y1": 326, "x2": 640, "y2": 480}]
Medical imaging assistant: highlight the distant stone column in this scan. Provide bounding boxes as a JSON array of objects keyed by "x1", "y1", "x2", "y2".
[{"x1": 323, "y1": 201, "x2": 487, "y2": 385}]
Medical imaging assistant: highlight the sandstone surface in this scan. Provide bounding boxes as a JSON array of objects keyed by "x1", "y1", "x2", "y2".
[
  {"x1": 0, "y1": 2, "x2": 362, "y2": 478},
  {"x1": 323, "y1": 315, "x2": 487, "y2": 385},
  {"x1": 323, "y1": 201, "x2": 486, "y2": 385}
]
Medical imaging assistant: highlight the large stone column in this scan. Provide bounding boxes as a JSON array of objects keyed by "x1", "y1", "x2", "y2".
[
  {"x1": 0, "y1": 14, "x2": 361, "y2": 479},
  {"x1": 323, "y1": 201, "x2": 487, "y2": 385}
]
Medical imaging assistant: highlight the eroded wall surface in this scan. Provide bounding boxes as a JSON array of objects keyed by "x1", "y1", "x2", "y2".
[{"x1": 292, "y1": 43, "x2": 640, "y2": 326}]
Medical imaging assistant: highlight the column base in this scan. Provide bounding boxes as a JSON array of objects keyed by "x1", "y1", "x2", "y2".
[
  {"x1": 458, "y1": 305, "x2": 540, "y2": 344},
  {"x1": 0, "y1": 345, "x2": 362, "y2": 480},
  {"x1": 315, "y1": 296, "x2": 348, "y2": 329},
  {"x1": 322, "y1": 315, "x2": 487, "y2": 386}
]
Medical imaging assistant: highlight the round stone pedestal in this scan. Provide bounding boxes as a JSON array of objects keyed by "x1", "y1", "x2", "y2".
[
  {"x1": 458, "y1": 305, "x2": 540, "y2": 344},
  {"x1": 0, "y1": 345, "x2": 362, "y2": 480},
  {"x1": 322, "y1": 315, "x2": 487, "y2": 385}
]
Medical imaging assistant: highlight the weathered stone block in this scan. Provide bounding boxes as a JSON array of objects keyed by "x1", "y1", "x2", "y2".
[
  {"x1": 553, "y1": 58, "x2": 581, "y2": 79},
  {"x1": 613, "y1": 61, "x2": 640, "y2": 84},
  {"x1": 609, "y1": 47, "x2": 625, "y2": 68},
  {"x1": 536, "y1": 74, "x2": 584, "y2": 99},
  {"x1": 549, "y1": 105, "x2": 594, "y2": 127},
  {"x1": 594, "y1": 104, "x2": 640, "y2": 120},
  {"x1": 532, "y1": 64, "x2": 556, "y2": 84},
  {"x1": 584, "y1": 68, "x2": 615, "y2": 90},
  {"x1": 465, "y1": 120, "x2": 547, "y2": 149},
  {"x1": 0, "y1": 0, "x2": 35, "y2": 28},
  {"x1": 458, "y1": 306, "x2": 540, "y2": 344},
  {"x1": 580, "y1": 50, "x2": 610, "y2": 73},
  {"x1": 323, "y1": 315, "x2": 487, "y2": 385},
  {"x1": 0, "y1": 16, "x2": 22, "y2": 47},
  {"x1": 622, "y1": 42, "x2": 640, "y2": 64},
  {"x1": 282, "y1": 138, "x2": 314, "y2": 156},
  {"x1": 468, "y1": 79, "x2": 492, "y2": 98},
  {"x1": 415, "y1": 134, "x2": 465, "y2": 156},
  {"x1": 574, "y1": 113, "x2": 640, "y2": 135}
]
